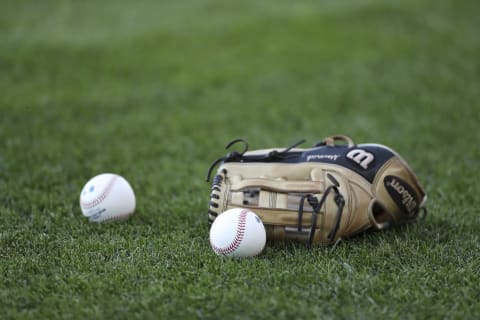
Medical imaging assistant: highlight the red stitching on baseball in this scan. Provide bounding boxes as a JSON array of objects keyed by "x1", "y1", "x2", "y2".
[
  {"x1": 80, "y1": 175, "x2": 118, "y2": 210},
  {"x1": 211, "y1": 209, "x2": 249, "y2": 255}
]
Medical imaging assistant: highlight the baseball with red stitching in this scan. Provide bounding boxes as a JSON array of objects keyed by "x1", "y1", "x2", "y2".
[
  {"x1": 79, "y1": 173, "x2": 136, "y2": 223},
  {"x1": 209, "y1": 208, "x2": 266, "y2": 258}
]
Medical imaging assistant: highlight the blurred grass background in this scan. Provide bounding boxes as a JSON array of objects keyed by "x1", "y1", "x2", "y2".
[{"x1": 1, "y1": 0, "x2": 479, "y2": 319}]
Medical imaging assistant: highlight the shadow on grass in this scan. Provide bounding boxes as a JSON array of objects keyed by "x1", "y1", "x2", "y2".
[{"x1": 262, "y1": 212, "x2": 476, "y2": 256}]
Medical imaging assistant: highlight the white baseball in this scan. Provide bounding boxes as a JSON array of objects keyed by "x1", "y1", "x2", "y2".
[
  {"x1": 209, "y1": 208, "x2": 266, "y2": 258},
  {"x1": 79, "y1": 173, "x2": 136, "y2": 223}
]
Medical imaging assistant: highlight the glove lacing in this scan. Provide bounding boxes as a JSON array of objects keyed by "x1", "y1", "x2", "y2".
[
  {"x1": 205, "y1": 138, "x2": 306, "y2": 182},
  {"x1": 297, "y1": 185, "x2": 345, "y2": 246},
  {"x1": 208, "y1": 169, "x2": 226, "y2": 226}
]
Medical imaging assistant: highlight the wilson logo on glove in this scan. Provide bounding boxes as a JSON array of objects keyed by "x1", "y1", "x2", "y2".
[
  {"x1": 346, "y1": 149, "x2": 375, "y2": 169},
  {"x1": 384, "y1": 175, "x2": 419, "y2": 216}
]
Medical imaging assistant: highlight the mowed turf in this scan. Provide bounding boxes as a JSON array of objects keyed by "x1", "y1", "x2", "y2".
[{"x1": 1, "y1": 0, "x2": 479, "y2": 319}]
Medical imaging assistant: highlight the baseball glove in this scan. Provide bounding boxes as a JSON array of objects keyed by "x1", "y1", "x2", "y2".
[{"x1": 206, "y1": 135, "x2": 427, "y2": 246}]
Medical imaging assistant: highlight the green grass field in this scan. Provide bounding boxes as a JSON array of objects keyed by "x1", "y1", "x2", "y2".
[{"x1": 1, "y1": 0, "x2": 479, "y2": 319}]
